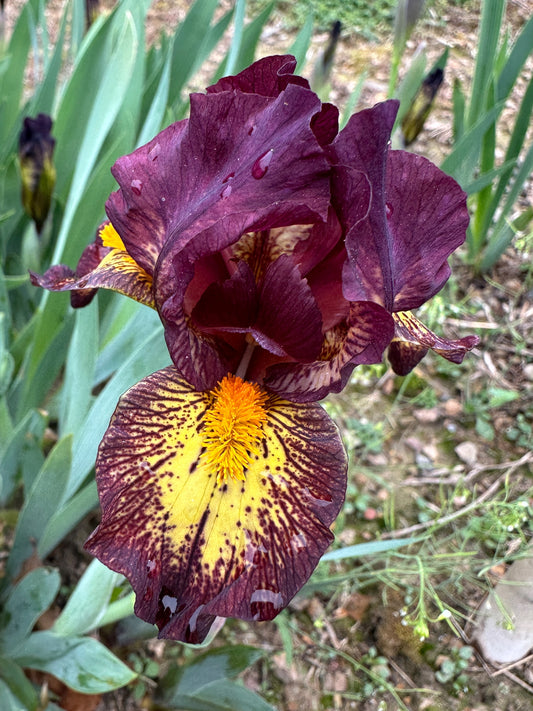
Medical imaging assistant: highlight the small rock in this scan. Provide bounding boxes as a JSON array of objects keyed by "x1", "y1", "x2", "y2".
[
  {"x1": 363, "y1": 507, "x2": 379, "y2": 520},
  {"x1": 455, "y1": 441, "x2": 478, "y2": 466},
  {"x1": 444, "y1": 398, "x2": 463, "y2": 416},
  {"x1": 414, "y1": 407, "x2": 441, "y2": 423},
  {"x1": 524, "y1": 363, "x2": 533, "y2": 382},
  {"x1": 473, "y1": 554, "x2": 533, "y2": 664}
]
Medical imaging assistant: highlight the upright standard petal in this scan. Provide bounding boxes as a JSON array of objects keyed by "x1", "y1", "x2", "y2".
[
  {"x1": 333, "y1": 101, "x2": 469, "y2": 312},
  {"x1": 86, "y1": 367, "x2": 347, "y2": 643},
  {"x1": 108, "y1": 82, "x2": 330, "y2": 281},
  {"x1": 207, "y1": 54, "x2": 310, "y2": 97},
  {"x1": 150, "y1": 83, "x2": 331, "y2": 390}
]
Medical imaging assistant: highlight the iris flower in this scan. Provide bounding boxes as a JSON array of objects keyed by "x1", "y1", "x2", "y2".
[{"x1": 32, "y1": 56, "x2": 478, "y2": 643}]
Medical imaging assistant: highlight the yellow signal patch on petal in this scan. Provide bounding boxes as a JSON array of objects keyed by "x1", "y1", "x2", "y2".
[
  {"x1": 86, "y1": 366, "x2": 347, "y2": 644},
  {"x1": 100, "y1": 222, "x2": 126, "y2": 250},
  {"x1": 203, "y1": 375, "x2": 268, "y2": 485},
  {"x1": 88, "y1": 222, "x2": 155, "y2": 307}
]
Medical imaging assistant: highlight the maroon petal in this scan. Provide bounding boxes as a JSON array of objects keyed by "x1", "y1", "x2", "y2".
[
  {"x1": 311, "y1": 103, "x2": 339, "y2": 147},
  {"x1": 148, "y1": 82, "x2": 331, "y2": 388},
  {"x1": 30, "y1": 226, "x2": 155, "y2": 309},
  {"x1": 105, "y1": 120, "x2": 189, "y2": 274},
  {"x1": 264, "y1": 301, "x2": 394, "y2": 402},
  {"x1": 206, "y1": 54, "x2": 310, "y2": 96},
  {"x1": 331, "y1": 101, "x2": 398, "y2": 311},
  {"x1": 108, "y1": 81, "x2": 330, "y2": 283},
  {"x1": 383, "y1": 151, "x2": 470, "y2": 311},
  {"x1": 192, "y1": 260, "x2": 259, "y2": 333},
  {"x1": 252, "y1": 255, "x2": 323, "y2": 361},
  {"x1": 334, "y1": 100, "x2": 469, "y2": 313},
  {"x1": 70, "y1": 234, "x2": 111, "y2": 307}
]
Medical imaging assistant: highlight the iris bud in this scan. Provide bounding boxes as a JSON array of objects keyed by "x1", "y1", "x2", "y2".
[
  {"x1": 18, "y1": 113, "x2": 56, "y2": 234},
  {"x1": 401, "y1": 67, "x2": 444, "y2": 146}
]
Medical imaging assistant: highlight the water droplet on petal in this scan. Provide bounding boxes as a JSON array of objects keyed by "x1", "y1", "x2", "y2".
[
  {"x1": 148, "y1": 143, "x2": 161, "y2": 161},
  {"x1": 385, "y1": 202, "x2": 393, "y2": 218},
  {"x1": 161, "y1": 594, "x2": 178, "y2": 614},
  {"x1": 220, "y1": 184, "x2": 232, "y2": 199},
  {"x1": 252, "y1": 149, "x2": 273, "y2": 179},
  {"x1": 131, "y1": 179, "x2": 143, "y2": 195},
  {"x1": 250, "y1": 589, "x2": 283, "y2": 608},
  {"x1": 222, "y1": 172, "x2": 235, "y2": 183},
  {"x1": 248, "y1": 124, "x2": 257, "y2": 136}
]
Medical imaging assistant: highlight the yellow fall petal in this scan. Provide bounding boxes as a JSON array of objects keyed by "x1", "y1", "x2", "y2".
[{"x1": 86, "y1": 366, "x2": 347, "y2": 643}]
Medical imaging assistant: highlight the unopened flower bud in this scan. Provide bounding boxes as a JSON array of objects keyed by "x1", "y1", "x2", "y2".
[
  {"x1": 18, "y1": 113, "x2": 56, "y2": 234},
  {"x1": 401, "y1": 67, "x2": 444, "y2": 146}
]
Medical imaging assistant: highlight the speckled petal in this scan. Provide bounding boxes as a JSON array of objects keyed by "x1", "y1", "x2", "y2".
[
  {"x1": 85, "y1": 366, "x2": 347, "y2": 643},
  {"x1": 30, "y1": 246, "x2": 155, "y2": 308},
  {"x1": 388, "y1": 311, "x2": 479, "y2": 375}
]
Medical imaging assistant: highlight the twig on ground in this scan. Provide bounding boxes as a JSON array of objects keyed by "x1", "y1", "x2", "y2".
[
  {"x1": 491, "y1": 653, "x2": 533, "y2": 677},
  {"x1": 401, "y1": 451, "x2": 533, "y2": 487},
  {"x1": 388, "y1": 658, "x2": 417, "y2": 689},
  {"x1": 383, "y1": 462, "x2": 531, "y2": 539}
]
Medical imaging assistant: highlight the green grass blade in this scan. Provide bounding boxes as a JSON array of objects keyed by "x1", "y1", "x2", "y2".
[
  {"x1": 462, "y1": 158, "x2": 516, "y2": 196},
  {"x1": 19, "y1": 9, "x2": 141, "y2": 418},
  {"x1": 231, "y1": 1, "x2": 275, "y2": 74},
  {"x1": 0, "y1": 0, "x2": 40, "y2": 154},
  {"x1": 480, "y1": 206, "x2": 533, "y2": 273},
  {"x1": 496, "y1": 13, "x2": 533, "y2": 102},
  {"x1": 168, "y1": 0, "x2": 221, "y2": 101},
  {"x1": 289, "y1": 13, "x2": 314, "y2": 70},
  {"x1": 340, "y1": 71, "x2": 368, "y2": 129},
  {"x1": 480, "y1": 142, "x2": 533, "y2": 271},
  {"x1": 59, "y1": 300, "x2": 98, "y2": 437},
  {"x1": 28, "y1": 3, "x2": 67, "y2": 116},
  {"x1": 452, "y1": 78, "x2": 465, "y2": 142},
  {"x1": 14, "y1": 301, "x2": 73, "y2": 418},
  {"x1": 38, "y1": 481, "x2": 97, "y2": 558},
  {"x1": 53, "y1": 559, "x2": 122, "y2": 636},
  {"x1": 320, "y1": 537, "x2": 420, "y2": 562},
  {"x1": 224, "y1": 0, "x2": 246, "y2": 76},
  {"x1": 6, "y1": 435, "x2": 72, "y2": 579},
  {"x1": 51, "y1": 11, "x2": 139, "y2": 265},
  {"x1": 95, "y1": 301, "x2": 162, "y2": 385},
  {"x1": 467, "y1": 0, "x2": 505, "y2": 128},
  {"x1": 470, "y1": 79, "x2": 497, "y2": 250},
  {"x1": 480, "y1": 71, "x2": 533, "y2": 237},
  {"x1": 136, "y1": 49, "x2": 171, "y2": 146},
  {"x1": 0, "y1": 409, "x2": 46, "y2": 505},
  {"x1": 441, "y1": 100, "x2": 505, "y2": 185}
]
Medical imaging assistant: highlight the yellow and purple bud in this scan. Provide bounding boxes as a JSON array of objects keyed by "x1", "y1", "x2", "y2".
[
  {"x1": 18, "y1": 113, "x2": 56, "y2": 234},
  {"x1": 401, "y1": 67, "x2": 444, "y2": 146}
]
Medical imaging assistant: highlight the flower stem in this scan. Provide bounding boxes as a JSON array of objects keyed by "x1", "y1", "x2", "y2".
[{"x1": 235, "y1": 340, "x2": 255, "y2": 380}]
